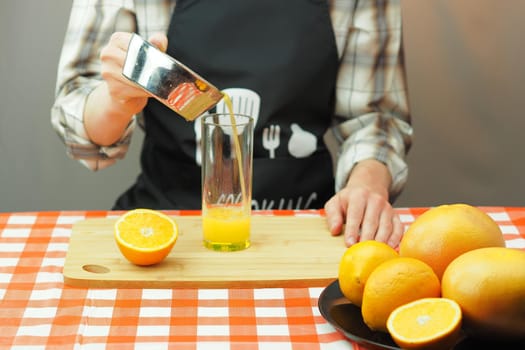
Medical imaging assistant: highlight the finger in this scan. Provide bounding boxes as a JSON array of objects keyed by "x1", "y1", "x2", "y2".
[
  {"x1": 324, "y1": 196, "x2": 345, "y2": 236},
  {"x1": 100, "y1": 48, "x2": 127, "y2": 71},
  {"x1": 359, "y1": 197, "x2": 382, "y2": 242},
  {"x1": 100, "y1": 51, "x2": 133, "y2": 88},
  {"x1": 109, "y1": 31, "x2": 134, "y2": 51},
  {"x1": 148, "y1": 32, "x2": 168, "y2": 52},
  {"x1": 374, "y1": 208, "x2": 394, "y2": 244},
  {"x1": 100, "y1": 33, "x2": 130, "y2": 68},
  {"x1": 387, "y1": 213, "x2": 404, "y2": 248},
  {"x1": 344, "y1": 193, "x2": 366, "y2": 246}
]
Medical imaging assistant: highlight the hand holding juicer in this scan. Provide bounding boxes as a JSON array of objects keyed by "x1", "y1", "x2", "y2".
[{"x1": 122, "y1": 34, "x2": 223, "y2": 121}]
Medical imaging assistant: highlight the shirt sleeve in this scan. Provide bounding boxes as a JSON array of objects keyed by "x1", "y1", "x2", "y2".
[
  {"x1": 326, "y1": 0, "x2": 413, "y2": 199},
  {"x1": 51, "y1": 0, "x2": 138, "y2": 171}
]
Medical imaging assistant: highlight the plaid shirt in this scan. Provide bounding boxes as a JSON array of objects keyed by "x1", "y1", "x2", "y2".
[{"x1": 51, "y1": 0, "x2": 412, "y2": 197}]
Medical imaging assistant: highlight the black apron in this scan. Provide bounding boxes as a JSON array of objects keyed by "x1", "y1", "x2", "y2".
[{"x1": 114, "y1": 0, "x2": 339, "y2": 210}]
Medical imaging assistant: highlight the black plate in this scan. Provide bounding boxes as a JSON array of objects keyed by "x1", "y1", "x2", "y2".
[
  {"x1": 318, "y1": 280, "x2": 525, "y2": 350},
  {"x1": 318, "y1": 280, "x2": 399, "y2": 350}
]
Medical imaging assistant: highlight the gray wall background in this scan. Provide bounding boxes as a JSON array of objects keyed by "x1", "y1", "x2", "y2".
[
  {"x1": 0, "y1": 0, "x2": 143, "y2": 211},
  {"x1": 397, "y1": 0, "x2": 525, "y2": 206},
  {"x1": 1, "y1": 0, "x2": 524, "y2": 212}
]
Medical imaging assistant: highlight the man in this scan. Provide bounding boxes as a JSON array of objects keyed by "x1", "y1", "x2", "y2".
[{"x1": 52, "y1": 0, "x2": 412, "y2": 247}]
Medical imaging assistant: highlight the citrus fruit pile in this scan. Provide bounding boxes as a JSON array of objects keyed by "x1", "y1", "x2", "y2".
[
  {"x1": 114, "y1": 208, "x2": 178, "y2": 266},
  {"x1": 337, "y1": 203, "x2": 525, "y2": 349}
]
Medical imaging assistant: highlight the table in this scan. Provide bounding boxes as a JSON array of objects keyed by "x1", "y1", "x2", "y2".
[{"x1": 1, "y1": 208, "x2": 524, "y2": 349}]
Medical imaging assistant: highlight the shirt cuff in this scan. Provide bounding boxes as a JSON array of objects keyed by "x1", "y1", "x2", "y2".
[
  {"x1": 52, "y1": 85, "x2": 136, "y2": 171},
  {"x1": 334, "y1": 143, "x2": 408, "y2": 200}
]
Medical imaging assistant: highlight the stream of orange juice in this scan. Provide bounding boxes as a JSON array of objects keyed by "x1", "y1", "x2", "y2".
[{"x1": 202, "y1": 93, "x2": 251, "y2": 251}]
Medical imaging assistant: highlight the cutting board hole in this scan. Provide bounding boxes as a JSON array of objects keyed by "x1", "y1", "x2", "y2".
[{"x1": 83, "y1": 264, "x2": 111, "y2": 274}]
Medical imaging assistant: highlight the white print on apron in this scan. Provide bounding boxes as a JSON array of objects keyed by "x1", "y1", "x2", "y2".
[
  {"x1": 194, "y1": 88, "x2": 261, "y2": 165},
  {"x1": 252, "y1": 192, "x2": 318, "y2": 210}
]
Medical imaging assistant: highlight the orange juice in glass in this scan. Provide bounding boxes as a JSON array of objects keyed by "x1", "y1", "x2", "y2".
[
  {"x1": 201, "y1": 113, "x2": 253, "y2": 251},
  {"x1": 202, "y1": 205, "x2": 251, "y2": 251}
]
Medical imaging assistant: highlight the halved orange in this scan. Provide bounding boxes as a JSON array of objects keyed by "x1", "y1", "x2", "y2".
[
  {"x1": 114, "y1": 208, "x2": 178, "y2": 266},
  {"x1": 387, "y1": 297, "x2": 462, "y2": 350}
]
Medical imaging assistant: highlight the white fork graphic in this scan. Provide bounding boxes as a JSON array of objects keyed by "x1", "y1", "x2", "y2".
[
  {"x1": 263, "y1": 125, "x2": 280, "y2": 159},
  {"x1": 194, "y1": 88, "x2": 261, "y2": 166}
]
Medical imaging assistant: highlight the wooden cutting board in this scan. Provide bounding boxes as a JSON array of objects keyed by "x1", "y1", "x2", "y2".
[{"x1": 63, "y1": 215, "x2": 346, "y2": 289}]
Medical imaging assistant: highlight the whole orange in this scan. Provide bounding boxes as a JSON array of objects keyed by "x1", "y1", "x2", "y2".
[
  {"x1": 361, "y1": 257, "x2": 441, "y2": 332},
  {"x1": 338, "y1": 240, "x2": 398, "y2": 307},
  {"x1": 441, "y1": 247, "x2": 525, "y2": 341},
  {"x1": 399, "y1": 203, "x2": 505, "y2": 279}
]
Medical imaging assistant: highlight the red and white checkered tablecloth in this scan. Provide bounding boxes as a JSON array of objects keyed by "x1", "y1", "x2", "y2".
[{"x1": 0, "y1": 208, "x2": 524, "y2": 349}]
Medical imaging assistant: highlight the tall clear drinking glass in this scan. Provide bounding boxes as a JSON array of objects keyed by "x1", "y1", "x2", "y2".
[{"x1": 201, "y1": 114, "x2": 253, "y2": 251}]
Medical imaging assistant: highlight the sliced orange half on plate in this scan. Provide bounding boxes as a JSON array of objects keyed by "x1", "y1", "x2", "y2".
[
  {"x1": 387, "y1": 297, "x2": 462, "y2": 350},
  {"x1": 114, "y1": 208, "x2": 178, "y2": 266}
]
